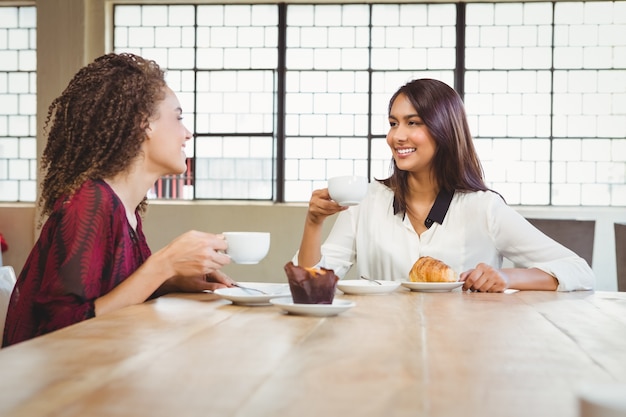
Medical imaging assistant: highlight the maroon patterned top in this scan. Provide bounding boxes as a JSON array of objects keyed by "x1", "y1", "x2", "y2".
[{"x1": 2, "y1": 180, "x2": 151, "y2": 347}]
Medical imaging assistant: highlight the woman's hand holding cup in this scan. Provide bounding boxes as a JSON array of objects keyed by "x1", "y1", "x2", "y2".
[{"x1": 162, "y1": 230, "x2": 231, "y2": 277}]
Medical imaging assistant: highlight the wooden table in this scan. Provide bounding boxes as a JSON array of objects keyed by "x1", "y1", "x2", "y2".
[{"x1": 0, "y1": 289, "x2": 625, "y2": 417}]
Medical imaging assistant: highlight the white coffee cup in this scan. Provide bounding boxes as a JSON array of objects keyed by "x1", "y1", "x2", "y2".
[
  {"x1": 222, "y1": 232, "x2": 270, "y2": 264},
  {"x1": 328, "y1": 175, "x2": 368, "y2": 206}
]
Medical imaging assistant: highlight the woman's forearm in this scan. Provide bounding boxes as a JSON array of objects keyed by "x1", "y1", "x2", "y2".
[
  {"x1": 297, "y1": 218, "x2": 325, "y2": 268},
  {"x1": 94, "y1": 250, "x2": 174, "y2": 316},
  {"x1": 503, "y1": 267, "x2": 559, "y2": 291}
]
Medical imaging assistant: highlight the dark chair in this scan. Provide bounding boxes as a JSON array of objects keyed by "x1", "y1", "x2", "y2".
[
  {"x1": 526, "y1": 218, "x2": 595, "y2": 267},
  {"x1": 615, "y1": 223, "x2": 626, "y2": 292}
]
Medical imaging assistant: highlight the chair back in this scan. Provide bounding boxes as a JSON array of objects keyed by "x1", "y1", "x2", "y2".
[
  {"x1": 615, "y1": 223, "x2": 626, "y2": 292},
  {"x1": 526, "y1": 219, "x2": 595, "y2": 267},
  {"x1": 0, "y1": 266, "x2": 17, "y2": 347}
]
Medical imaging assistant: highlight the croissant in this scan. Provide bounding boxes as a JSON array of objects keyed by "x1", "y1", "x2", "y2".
[{"x1": 409, "y1": 256, "x2": 458, "y2": 283}]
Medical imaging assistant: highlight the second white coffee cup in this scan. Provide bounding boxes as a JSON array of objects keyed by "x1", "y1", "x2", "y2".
[
  {"x1": 222, "y1": 232, "x2": 270, "y2": 264},
  {"x1": 328, "y1": 175, "x2": 368, "y2": 206}
]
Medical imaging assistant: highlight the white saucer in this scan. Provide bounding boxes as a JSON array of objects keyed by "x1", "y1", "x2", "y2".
[
  {"x1": 336, "y1": 280, "x2": 400, "y2": 295},
  {"x1": 213, "y1": 282, "x2": 291, "y2": 305},
  {"x1": 270, "y1": 297, "x2": 356, "y2": 316},
  {"x1": 401, "y1": 281, "x2": 464, "y2": 293}
]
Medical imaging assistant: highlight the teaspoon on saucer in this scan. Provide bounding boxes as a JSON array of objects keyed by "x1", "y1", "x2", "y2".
[
  {"x1": 360, "y1": 275, "x2": 382, "y2": 285},
  {"x1": 232, "y1": 282, "x2": 268, "y2": 294}
]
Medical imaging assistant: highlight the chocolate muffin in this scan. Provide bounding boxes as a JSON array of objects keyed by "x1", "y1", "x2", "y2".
[{"x1": 284, "y1": 261, "x2": 339, "y2": 304}]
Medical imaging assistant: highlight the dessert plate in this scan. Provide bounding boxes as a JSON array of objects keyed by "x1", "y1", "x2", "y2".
[
  {"x1": 270, "y1": 297, "x2": 356, "y2": 317},
  {"x1": 401, "y1": 281, "x2": 464, "y2": 293},
  {"x1": 213, "y1": 282, "x2": 290, "y2": 305},
  {"x1": 336, "y1": 279, "x2": 400, "y2": 295}
]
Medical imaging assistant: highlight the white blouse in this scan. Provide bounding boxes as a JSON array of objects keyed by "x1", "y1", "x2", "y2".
[{"x1": 294, "y1": 181, "x2": 595, "y2": 292}]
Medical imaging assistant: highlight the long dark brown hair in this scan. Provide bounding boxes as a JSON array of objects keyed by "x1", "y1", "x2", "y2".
[
  {"x1": 380, "y1": 78, "x2": 489, "y2": 214},
  {"x1": 39, "y1": 52, "x2": 166, "y2": 220}
]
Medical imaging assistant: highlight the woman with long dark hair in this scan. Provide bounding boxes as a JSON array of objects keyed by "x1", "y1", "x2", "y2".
[{"x1": 295, "y1": 78, "x2": 594, "y2": 292}]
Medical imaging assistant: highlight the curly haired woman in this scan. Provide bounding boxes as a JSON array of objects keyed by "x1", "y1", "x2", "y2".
[{"x1": 3, "y1": 53, "x2": 234, "y2": 347}]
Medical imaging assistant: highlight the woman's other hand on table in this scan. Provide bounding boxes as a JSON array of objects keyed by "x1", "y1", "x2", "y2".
[
  {"x1": 161, "y1": 269, "x2": 235, "y2": 293},
  {"x1": 460, "y1": 263, "x2": 509, "y2": 293}
]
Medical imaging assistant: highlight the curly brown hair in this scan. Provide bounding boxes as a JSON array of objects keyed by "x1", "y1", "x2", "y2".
[
  {"x1": 39, "y1": 52, "x2": 166, "y2": 220},
  {"x1": 380, "y1": 78, "x2": 489, "y2": 215}
]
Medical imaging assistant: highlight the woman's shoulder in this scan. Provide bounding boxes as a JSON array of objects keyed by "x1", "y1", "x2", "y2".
[
  {"x1": 362, "y1": 180, "x2": 394, "y2": 205},
  {"x1": 58, "y1": 179, "x2": 121, "y2": 216},
  {"x1": 452, "y1": 189, "x2": 507, "y2": 211},
  {"x1": 370, "y1": 179, "x2": 393, "y2": 196}
]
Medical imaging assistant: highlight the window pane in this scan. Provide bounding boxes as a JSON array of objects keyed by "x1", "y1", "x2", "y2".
[
  {"x1": 284, "y1": 5, "x2": 372, "y2": 201},
  {"x1": 551, "y1": 1, "x2": 626, "y2": 206},
  {"x1": 466, "y1": 1, "x2": 625, "y2": 206},
  {"x1": 115, "y1": 4, "x2": 277, "y2": 200},
  {"x1": 0, "y1": 5, "x2": 36, "y2": 202},
  {"x1": 370, "y1": 4, "x2": 456, "y2": 71},
  {"x1": 112, "y1": 2, "x2": 626, "y2": 207},
  {"x1": 195, "y1": 136, "x2": 274, "y2": 199}
]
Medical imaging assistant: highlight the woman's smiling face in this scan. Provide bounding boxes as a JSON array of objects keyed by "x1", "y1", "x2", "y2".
[
  {"x1": 142, "y1": 86, "x2": 192, "y2": 176},
  {"x1": 386, "y1": 93, "x2": 437, "y2": 175}
]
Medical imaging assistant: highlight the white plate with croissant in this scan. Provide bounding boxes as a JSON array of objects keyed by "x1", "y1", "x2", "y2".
[
  {"x1": 403, "y1": 256, "x2": 464, "y2": 292},
  {"x1": 401, "y1": 281, "x2": 464, "y2": 292}
]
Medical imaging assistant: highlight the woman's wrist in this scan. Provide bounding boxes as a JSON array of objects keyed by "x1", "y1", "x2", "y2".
[{"x1": 149, "y1": 246, "x2": 177, "y2": 282}]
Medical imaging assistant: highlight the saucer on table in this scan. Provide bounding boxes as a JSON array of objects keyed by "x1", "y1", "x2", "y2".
[
  {"x1": 336, "y1": 279, "x2": 400, "y2": 295},
  {"x1": 213, "y1": 282, "x2": 291, "y2": 305},
  {"x1": 270, "y1": 297, "x2": 356, "y2": 316}
]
